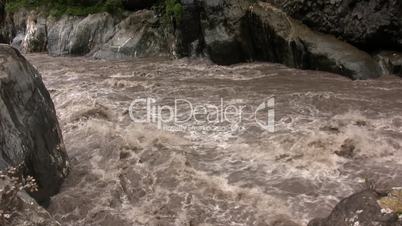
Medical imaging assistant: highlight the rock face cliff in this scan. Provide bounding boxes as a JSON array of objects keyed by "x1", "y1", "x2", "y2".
[
  {"x1": 1, "y1": 0, "x2": 401, "y2": 79},
  {"x1": 275, "y1": 0, "x2": 402, "y2": 51},
  {"x1": 0, "y1": 44, "x2": 69, "y2": 204},
  {"x1": 245, "y1": 3, "x2": 382, "y2": 80}
]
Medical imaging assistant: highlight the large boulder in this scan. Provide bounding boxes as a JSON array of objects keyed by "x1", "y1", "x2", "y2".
[
  {"x1": 93, "y1": 10, "x2": 169, "y2": 59},
  {"x1": 245, "y1": 3, "x2": 382, "y2": 79},
  {"x1": 47, "y1": 12, "x2": 116, "y2": 56},
  {"x1": 0, "y1": 44, "x2": 69, "y2": 204},
  {"x1": 277, "y1": 0, "x2": 402, "y2": 51},
  {"x1": 308, "y1": 190, "x2": 401, "y2": 226}
]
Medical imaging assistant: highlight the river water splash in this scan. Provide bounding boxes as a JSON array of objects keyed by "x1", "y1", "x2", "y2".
[{"x1": 27, "y1": 54, "x2": 402, "y2": 226}]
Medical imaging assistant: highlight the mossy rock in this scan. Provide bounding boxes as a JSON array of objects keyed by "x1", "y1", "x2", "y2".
[{"x1": 379, "y1": 189, "x2": 402, "y2": 214}]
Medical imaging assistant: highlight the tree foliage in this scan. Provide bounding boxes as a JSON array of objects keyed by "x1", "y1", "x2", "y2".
[{"x1": 5, "y1": 0, "x2": 124, "y2": 17}]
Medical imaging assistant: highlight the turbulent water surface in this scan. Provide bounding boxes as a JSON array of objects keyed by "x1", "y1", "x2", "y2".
[{"x1": 27, "y1": 54, "x2": 402, "y2": 226}]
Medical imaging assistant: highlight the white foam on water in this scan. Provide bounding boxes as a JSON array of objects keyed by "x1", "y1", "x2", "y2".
[{"x1": 26, "y1": 54, "x2": 402, "y2": 226}]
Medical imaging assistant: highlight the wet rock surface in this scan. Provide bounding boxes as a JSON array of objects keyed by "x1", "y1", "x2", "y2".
[
  {"x1": 308, "y1": 190, "x2": 401, "y2": 226},
  {"x1": 0, "y1": 45, "x2": 69, "y2": 203},
  {"x1": 245, "y1": 3, "x2": 382, "y2": 80},
  {"x1": 375, "y1": 51, "x2": 402, "y2": 76},
  {"x1": 2, "y1": 1, "x2": 399, "y2": 79},
  {"x1": 276, "y1": 0, "x2": 402, "y2": 51}
]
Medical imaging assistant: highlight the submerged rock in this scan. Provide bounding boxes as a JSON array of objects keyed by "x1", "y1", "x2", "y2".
[
  {"x1": 0, "y1": 44, "x2": 69, "y2": 203},
  {"x1": 375, "y1": 51, "x2": 402, "y2": 76},
  {"x1": 308, "y1": 190, "x2": 401, "y2": 226},
  {"x1": 245, "y1": 3, "x2": 382, "y2": 80},
  {"x1": 335, "y1": 139, "x2": 356, "y2": 158}
]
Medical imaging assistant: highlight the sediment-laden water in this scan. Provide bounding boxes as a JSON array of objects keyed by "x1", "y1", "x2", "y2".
[{"x1": 27, "y1": 54, "x2": 402, "y2": 226}]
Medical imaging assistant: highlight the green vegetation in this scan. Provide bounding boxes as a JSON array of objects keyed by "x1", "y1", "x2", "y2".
[
  {"x1": 5, "y1": 0, "x2": 183, "y2": 23},
  {"x1": 379, "y1": 189, "x2": 402, "y2": 214},
  {"x1": 0, "y1": 164, "x2": 38, "y2": 225},
  {"x1": 165, "y1": 0, "x2": 183, "y2": 23},
  {"x1": 5, "y1": 0, "x2": 124, "y2": 17}
]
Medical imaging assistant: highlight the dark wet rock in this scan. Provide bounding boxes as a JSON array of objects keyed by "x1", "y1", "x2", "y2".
[
  {"x1": 308, "y1": 190, "x2": 401, "y2": 226},
  {"x1": 375, "y1": 51, "x2": 402, "y2": 76},
  {"x1": 0, "y1": 44, "x2": 69, "y2": 203},
  {"x1": 0, "y1": 0, "x2": 6, "y2": 43},
  {"x1": 175, "y1": 0, "x2": 204, "y2": 57},
  {"x1": 0, "y1": 1, "x2": 391, "y2": 79},
  {"x1": 244, "y1": 3, "x2": 382, "y2": 80},
  {"x1": 122, "y1": 0, "x2": 157, "y2": 10},
  {"x1": 2, "y1": 10, "x2": 30, "y2": 48},
  {"x1": 93, "y1": 10, "x2": 169, "y2": 59},
  {"x1": 335, "y1": 139, "x2": 355, "y2": 158},
  {"x1": 278, "y1": 0, "x2": 402, "y2": 51},
  {"x1": 199, "y1": 0, "x2": 251, "y2": 65}
]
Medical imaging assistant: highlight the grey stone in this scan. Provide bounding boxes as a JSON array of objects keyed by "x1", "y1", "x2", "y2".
[
  {"x1": 0, "y1": 44, "x2": 69, "y2": 203},
  {"x1": 48, "y1": 13, "x2": 116, "y2": 56},
  {"x1": 93, "y1": 10, "x2": 169, "y2": 60},
  {"x1": 244, "y1": 3, "x2": 382, "y2": 80}
]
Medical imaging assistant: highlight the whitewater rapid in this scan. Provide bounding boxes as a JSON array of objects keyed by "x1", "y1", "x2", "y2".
[{"x1": 27, "y1": 54, "x2": 402, "y2": 225}]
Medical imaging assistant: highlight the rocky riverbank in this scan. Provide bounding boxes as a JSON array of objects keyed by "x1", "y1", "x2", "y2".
[
  {"x1": 1, "y1": 0, "x2": 401, "y2": 79},
  {"x1": 0, "y1": 0, "x2": 401, "y2": 225}
]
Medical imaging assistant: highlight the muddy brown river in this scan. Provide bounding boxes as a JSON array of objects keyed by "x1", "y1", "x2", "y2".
[{"x1": 26, "y1": 54, "x2": 402, "y2": 226}]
